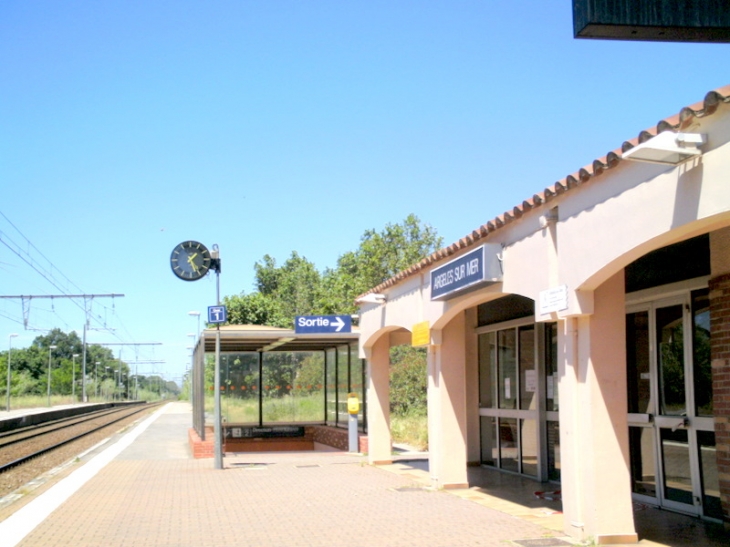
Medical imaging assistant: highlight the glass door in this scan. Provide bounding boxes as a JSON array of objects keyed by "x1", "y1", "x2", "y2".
[
  {"x1": 477, "y1": 323, "x2": 542, "y2": 479},
  {"x1": 626, "y1": 289, "x2": 720, "y2": 519}
]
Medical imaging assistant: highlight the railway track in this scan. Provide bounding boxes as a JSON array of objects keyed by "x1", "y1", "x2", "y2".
[{"x1": 0, "y1": 402, "x2": 162, "y2": 474}]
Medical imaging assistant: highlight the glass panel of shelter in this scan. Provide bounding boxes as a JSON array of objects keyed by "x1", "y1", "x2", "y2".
[{"x1": 213, "y1": 345, "x2": 364, "y2": 430}]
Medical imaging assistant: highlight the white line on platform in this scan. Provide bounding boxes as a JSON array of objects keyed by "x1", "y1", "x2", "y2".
[{"x1": 0, "y1": 403, "x2": 170, "y2": 547}]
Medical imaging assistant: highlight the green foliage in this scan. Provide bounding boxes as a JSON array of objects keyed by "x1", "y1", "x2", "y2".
[
  {"x1": 222, "y1": 214, "x2": 442, "y2": 326},
  {"x1": 0, "y1": 328, "x2": 176, "y2": 401},
  {"x1": 211, "y1": 214, "x2": 439, "y2": 438},
  {"x1": 10, "y1": 370, "x2": 41, "y2": 397},
  {"x1": 292, "y1": 353, "x2": 324, "y2": 395},
  {"x1": 223, "y1": 292, "x2": 288, "y2": 328},
  {"x1": 320, "y1": 214, "x2": 443, "y2": 315},
  {"x1": 389, "y1": 346, "x2": 428, "y2": 416}
]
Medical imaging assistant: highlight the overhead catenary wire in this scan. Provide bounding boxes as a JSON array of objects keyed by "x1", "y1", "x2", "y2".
[{"x1": 0, "y1": 210, "x2": 146, "y2": 353}]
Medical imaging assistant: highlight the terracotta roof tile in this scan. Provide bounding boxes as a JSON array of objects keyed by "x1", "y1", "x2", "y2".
[{"x1": 357, "y1": 85, "x2": 730, "y2": 300}]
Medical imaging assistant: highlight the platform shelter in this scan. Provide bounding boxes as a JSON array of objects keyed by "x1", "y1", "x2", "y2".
[{"x1": 190, "y1": 324, "x2": 364, "y2": 454}]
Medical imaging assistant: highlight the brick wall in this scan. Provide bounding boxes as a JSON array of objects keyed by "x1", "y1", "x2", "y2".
[
  {"x1": 312, "y1": 425, "x2": 368, "y2": 453},
  {"x1": 189, "y1": 425, "x2": 368, "y2": 457},
  {"x1": 709, "y1": 273, "x2": 730, "y2": 527},
  {"x1": 188, "y1": 426, "x2": 214, "y2": 459}
]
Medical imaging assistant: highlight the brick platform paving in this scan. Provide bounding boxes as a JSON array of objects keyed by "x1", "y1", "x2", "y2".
[{"x1": 1, "y1": 402, "x2": 567, "y2": 547}]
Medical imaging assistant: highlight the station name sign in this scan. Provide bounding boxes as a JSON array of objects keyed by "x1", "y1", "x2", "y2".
[{"x1": 430, "y1": 244, "x2": 502, "y2": 301}]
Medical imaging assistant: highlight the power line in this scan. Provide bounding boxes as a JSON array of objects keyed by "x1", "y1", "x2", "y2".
[{"x1": 0, "y1": 211, "x2": 123, "y2": 334}]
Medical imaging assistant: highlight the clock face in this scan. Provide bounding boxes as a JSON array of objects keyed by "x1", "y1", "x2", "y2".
[{"x1": 170, "y1": 241, "x2": 212, "y2": 281}]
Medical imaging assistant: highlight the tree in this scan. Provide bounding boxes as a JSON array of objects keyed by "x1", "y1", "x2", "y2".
[
  {"x1": 224, "y1": 252, "x2": 321, "y2": 329},
  {"x1": 223, "y1": 292, "x2": 288, "y2": 328},
  {"x1": 0, "y1": 328, "x2": 132, "y2": 399},
  {"x1": 389, "y1": 346, "x2": 428, "y2": 416},
  {"x1": 224, "y1": 214, "x2": 442, "y2": 327},
  {"x1": 320, "y1": 214, "x2": 442, "y2": 315},
  {"x1": 217, "y1": 215, "x2": 441, "y2": 423}
]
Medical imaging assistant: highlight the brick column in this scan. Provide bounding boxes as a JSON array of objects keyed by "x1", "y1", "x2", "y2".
[{"x1": 709, "y1": 272, "x2": 730, "y2": 528}]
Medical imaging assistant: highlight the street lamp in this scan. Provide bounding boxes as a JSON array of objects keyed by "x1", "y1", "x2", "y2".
[
  {"x1": 6, "y1": 334, "x2": 18, "y2": 412},
  {"x1": 188, "y1": 311, "x2": 201, "y2": 421},
  {"x1": 72, "y1": 354, "x2": 80, "y2": 400},
  {"x1": 47, "y1": 345, "x2": 57, "y2": 407},
  {"x1": 188, "y1": 311, "x2": 201, "y2": 338}
]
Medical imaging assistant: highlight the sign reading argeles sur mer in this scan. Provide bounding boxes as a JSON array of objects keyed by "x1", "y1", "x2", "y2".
[{"x1": 430, "y1": 244, "x2": 502, "y2": 301}]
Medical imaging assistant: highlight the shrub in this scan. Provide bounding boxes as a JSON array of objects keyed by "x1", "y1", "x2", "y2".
[{"x1": 389, "y1": 346, "x2": 427, "y2": 417}]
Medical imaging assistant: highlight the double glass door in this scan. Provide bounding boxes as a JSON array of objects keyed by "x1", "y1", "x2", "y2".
[{"x1": 626, "y1": 289, "x2": 721, "y2": 520}]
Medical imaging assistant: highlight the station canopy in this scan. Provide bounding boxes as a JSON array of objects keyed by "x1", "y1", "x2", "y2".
[{"x1": 200, "y1": 324, "x2": 359, "y2": 353}]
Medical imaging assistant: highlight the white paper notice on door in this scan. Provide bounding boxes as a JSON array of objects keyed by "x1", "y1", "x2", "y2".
[
  {"x1": 547, "y1": 375, "x2": 554, "y2": 399},
  {"x1": 525, "y1": 370, "x2": 537, "y2": 393},
  {"x1": 505, "y1": 378, "x2": 511, "y2": 399}
]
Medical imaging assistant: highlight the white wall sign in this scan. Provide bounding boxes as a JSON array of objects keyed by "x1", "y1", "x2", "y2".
[
  {"x1": 525, "y1": 370, "x2": 537, "y2": 393},
  {"x1": 547, "y1": 376, "x2": 554, "y2": 399},
  {"x1": 539, "y1": 285, "x2": 569, "y2": 315}
]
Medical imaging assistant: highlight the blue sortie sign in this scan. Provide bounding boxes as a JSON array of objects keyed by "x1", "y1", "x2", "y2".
[
  {"x1": 208, "y1": 305, "x2": 227, "y2": 324},
  {"x1": 295, "y1": 315, "x2": 352, "y2": 334}
]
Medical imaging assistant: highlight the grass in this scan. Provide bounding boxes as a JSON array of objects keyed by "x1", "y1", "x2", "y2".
[
  {"x1": 390, "y1": 412, "x2": 428, "y2": 451},
  {"x1": 4, "y1": 395, "x2": 80, "y2": 410},
  {"x1": 206, "y1": 392, "x2": 326, "y2": 423},
  {"x1": 204, "y1": 393, "x2": 430, "y2": 451},
  {"x1": 4, "y1": 392, "x2": 166, "y2": 411}
]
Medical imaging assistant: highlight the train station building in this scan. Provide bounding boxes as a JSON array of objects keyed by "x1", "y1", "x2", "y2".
[{"x1": 357, "y1": 85, "x2": 730, "y2": 543}]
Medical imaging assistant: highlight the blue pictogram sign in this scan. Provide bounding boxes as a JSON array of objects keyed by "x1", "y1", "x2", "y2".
[{"x1": 208, "y1": 305, "x2": 227, "y2": 324}]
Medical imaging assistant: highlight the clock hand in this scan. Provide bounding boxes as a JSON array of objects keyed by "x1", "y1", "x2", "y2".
[{"x1": 187, "y1": 253, "x2": 200, "y2": 273}]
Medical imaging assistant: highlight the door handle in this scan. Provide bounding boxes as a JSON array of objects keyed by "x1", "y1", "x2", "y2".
[{"x1": 671, "y1": 417, "x2": 689, "y2": 432}]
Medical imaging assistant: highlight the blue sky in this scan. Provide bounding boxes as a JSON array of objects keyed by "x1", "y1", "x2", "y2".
[{"x1": 1, "y1": 1, "x2": 728, "y2": 385}]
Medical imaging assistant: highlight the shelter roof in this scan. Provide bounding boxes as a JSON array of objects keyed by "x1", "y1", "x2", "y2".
[{"x1": 201, "y1": 324, "x2": 359, "y2": 353}]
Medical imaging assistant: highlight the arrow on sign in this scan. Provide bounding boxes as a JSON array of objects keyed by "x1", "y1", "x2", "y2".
[{"x1": 332, "y1": 316, "x2": 345, "y2": 332}]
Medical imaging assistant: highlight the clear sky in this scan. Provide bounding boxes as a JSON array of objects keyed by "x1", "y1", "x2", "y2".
[{"x1": 1, "y1": 1, "x2": 728, "y2": 385}]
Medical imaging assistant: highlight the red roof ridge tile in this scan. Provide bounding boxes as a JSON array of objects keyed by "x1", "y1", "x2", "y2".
[{"x1": 357, "y1": 85, "x2": 730, "y2": 300}]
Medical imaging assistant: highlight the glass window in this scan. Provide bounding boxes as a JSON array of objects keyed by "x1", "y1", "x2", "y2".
[
  {"x1": 222, "y1": 352, "x2": 260, "y2": 424},
  {"x1": 547, "y1": 421, "x2": 561, "y2": 481},
  {"x1": 498, "y1": 330, "x2": 517, "y2": 410},
  {"x1": 697, "y1": 431, "x2": 722, "y2": 520},
  {"x1": 480, "y1": 416, "x2": 497, "y2": 466},
  {"x1": 261, "y1": 352, "x2": 301, "y2": 423},
  {"x1": 337, "y1": 345, "x2": 350, "y2": 423},
  {"x1": 692, "y1": 289, "x2": 712, "y2": 416},
  {"x1": 519, "y1": 326, "x2": 536, "y2": 410},
  {"x1": 478, "y1": 332, "x2": 496, "y2": 408},
  {"x1": 520, "y1": 418, "x2": 538, "y2": 477},
  {"x1": 627, "y1": 311, "x2": 652, "y2": 414},
  {"x1": 350, "y1": 343, "x2": 365, "y2": 425},
  {"x1": 325, "y1": 349, "x2": 337, "y2": 423},
  {"x1": 292, "y1": 351, "x2": 325, "y2": 422},
  {"x1": 660, "y1": 428, "x2": 693, "y2": 505},
  {"x1": 657, "y1": 305, "x2": 686, "y2": 416},
  {"x1": 499, "y1": 418, "x2": 519, "y2": 472},
  {"x1": 545, "y1": 323, "x2": 558, "y2": 412},
  {"x1": 629, "y1": 426, "x2": 656, "y2": 498}
]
